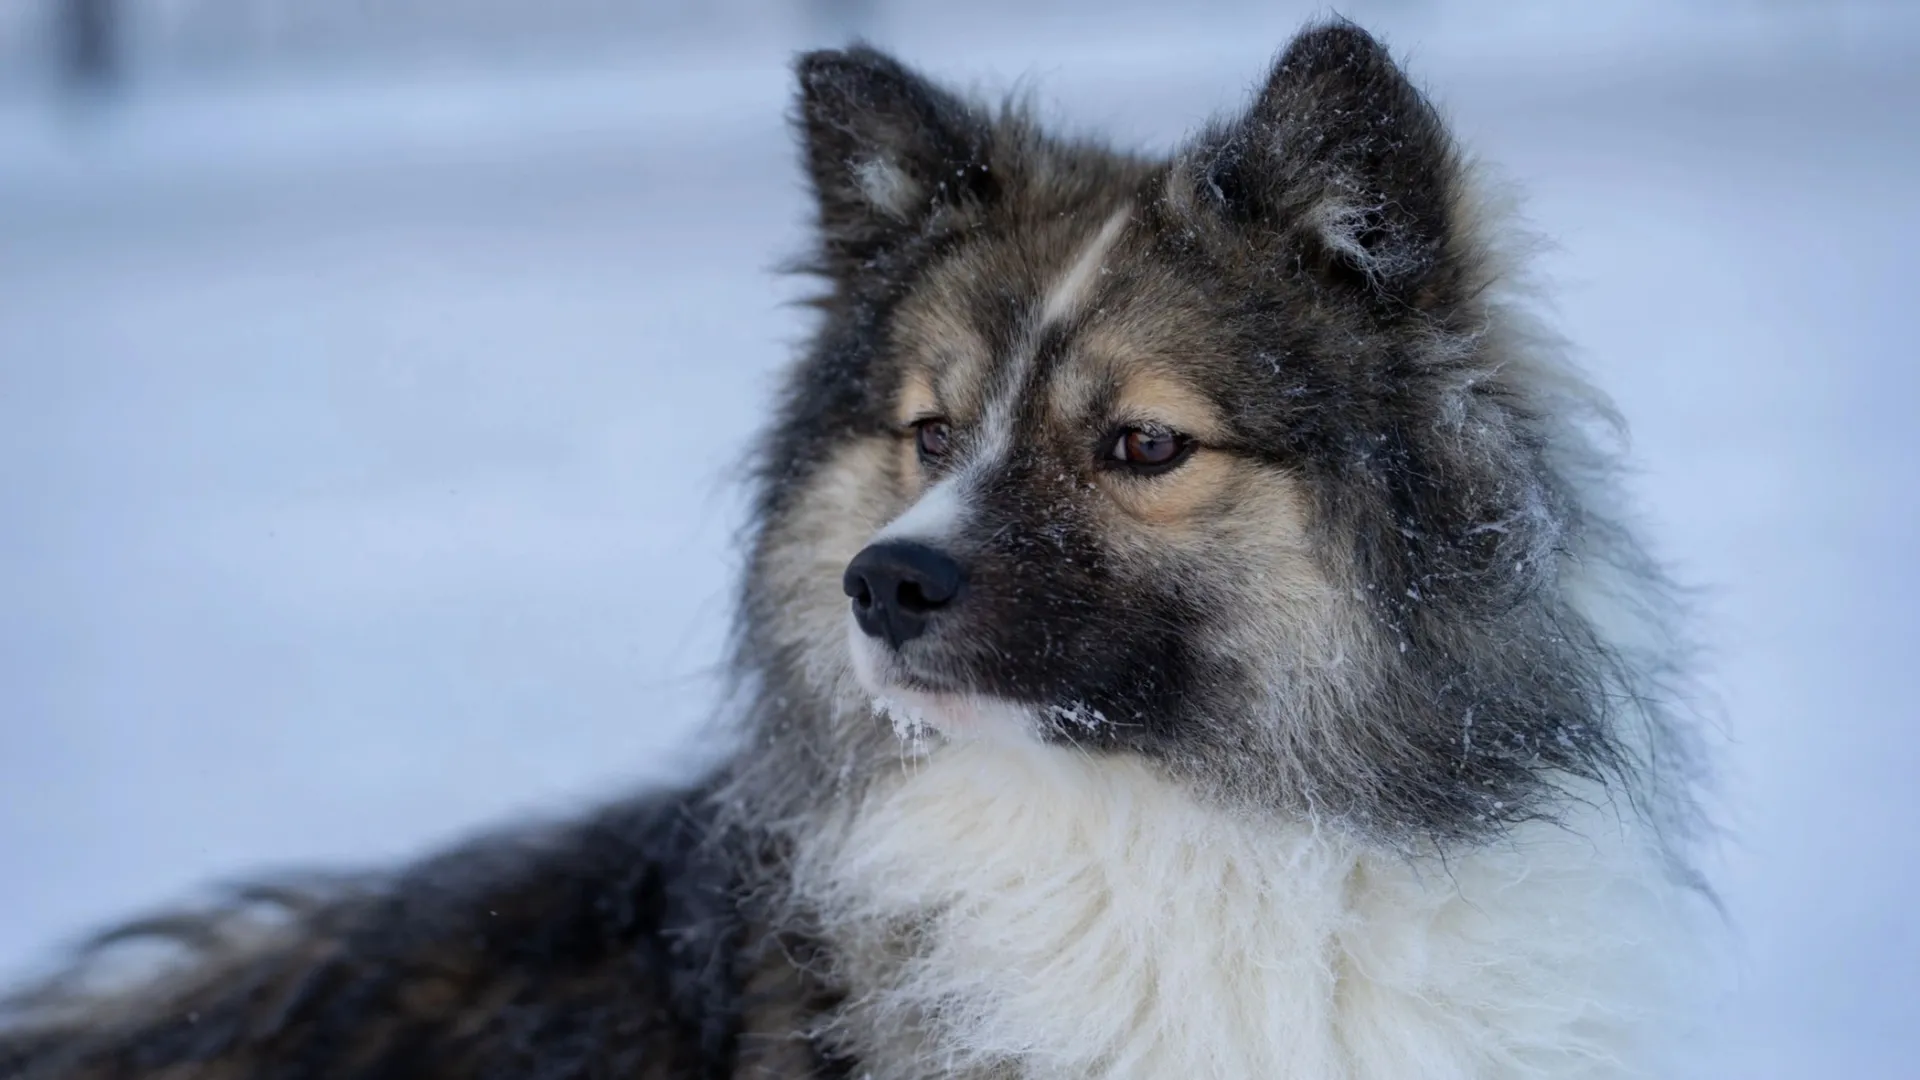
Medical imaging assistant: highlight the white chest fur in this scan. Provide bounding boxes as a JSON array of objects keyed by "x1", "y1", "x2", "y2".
[{"x1": 799, "y1": 741, "x2": 1702, "y2": 1080}]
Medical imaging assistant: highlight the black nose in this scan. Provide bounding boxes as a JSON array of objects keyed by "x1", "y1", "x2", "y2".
[{"x1": 842, "y1": 541, "x2": 966, "y2": 649}]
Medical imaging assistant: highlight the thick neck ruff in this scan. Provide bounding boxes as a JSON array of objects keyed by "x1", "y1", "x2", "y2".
[{"x1": 794, "y1": 738, "x2": 1700, "y2": 1079}]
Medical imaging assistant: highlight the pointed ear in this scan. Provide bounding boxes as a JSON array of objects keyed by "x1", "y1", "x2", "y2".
[
  {"x1": 1182, "y1": 22, "x2": 1467, "y2": 311},
  {"x1": 795, "y1": 46, "x2": 996, "y2": 276}
]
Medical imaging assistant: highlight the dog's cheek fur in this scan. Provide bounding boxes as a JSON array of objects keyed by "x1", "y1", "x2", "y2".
[{"x1": 1083, "y1": 462, "x2": 1357, "y2": 776}]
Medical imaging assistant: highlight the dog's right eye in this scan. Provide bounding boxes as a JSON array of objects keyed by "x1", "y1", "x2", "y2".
[
  {"x1": 913, "y1": 418, "x2": 953, "y2": 463},
  {"x1": 1104, "y1": 424, "x2": 1196, "y2": 477}
]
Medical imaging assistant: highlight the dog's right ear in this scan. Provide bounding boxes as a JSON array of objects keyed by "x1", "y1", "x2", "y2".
[{"x1": 795, "y1": 46, "x2": 995, "y2": 277}]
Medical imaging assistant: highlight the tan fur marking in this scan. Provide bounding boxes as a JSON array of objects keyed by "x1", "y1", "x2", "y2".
[
  {"x1": 893, "y1": 368, "x2": 938, "y2": 428},
  {"x1": 1099, "y1": 450, "x2": 1241, "y2": 528},
  {"x1": 1112, "y1": 370, "x2": 1229, "y2": 444},
  {"x1": 1050, "y1": 314, "x2": 1235, "y2": 434},
  {"x1": 893, "y1": 370, "x2": 936, "y2": 496},
  {"x1": 890, "y1": 279, "x2": 994, "y2": 427}
]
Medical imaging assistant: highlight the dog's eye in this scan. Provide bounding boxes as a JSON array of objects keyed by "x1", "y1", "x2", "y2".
[
  {"x1": 914, "y1": 418, "x2": 953, "y2": 462},
  {"x1": 1108, "y1": 427, "x2": 1193, "y2": 475}
]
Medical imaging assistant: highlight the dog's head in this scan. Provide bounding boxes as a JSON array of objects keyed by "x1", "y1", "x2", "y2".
[{"x1": 740, "y1": 22, "x2": 1668, "y2": 840}]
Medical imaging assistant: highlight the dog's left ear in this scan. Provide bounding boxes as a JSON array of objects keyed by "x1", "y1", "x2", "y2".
[
  {"x1": 795, "y1": 46, "x2": 995, "y2": 278},
  {"x1": 1180, "y1": 21, "x2": 1468, "y2": 313}
]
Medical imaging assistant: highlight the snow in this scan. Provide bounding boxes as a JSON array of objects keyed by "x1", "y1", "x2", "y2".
[{"x1": 3, "y1": 2, "x2": 1918, "y2": 1075}]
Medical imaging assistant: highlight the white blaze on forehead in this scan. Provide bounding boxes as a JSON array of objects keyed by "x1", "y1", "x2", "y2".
[
  {"x1": 874, "y1": 473, "x2": 970, "y2": 545},
  {"x1": 1039, "y1": 206, "x2": 1133, "y2": 328},
  {"x1": 977, "y1": 205, "x2": 1134, "y2": 464}
]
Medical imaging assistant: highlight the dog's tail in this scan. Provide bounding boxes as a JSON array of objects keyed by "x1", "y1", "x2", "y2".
[{"x1": 0, "y1": 874, "x2": 382, "y2": 1080}]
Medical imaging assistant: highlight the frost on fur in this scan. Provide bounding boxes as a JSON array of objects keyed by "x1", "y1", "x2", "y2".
[
  {"x1": 852, "y1": 155, "x2": 921, "y2": 221},
  {"x1": 794, "y1": 45, "x2": 997, "y2": 280},
  {"x1": 1183, "y1": 20, "x2": 1466, "y2": 310}
]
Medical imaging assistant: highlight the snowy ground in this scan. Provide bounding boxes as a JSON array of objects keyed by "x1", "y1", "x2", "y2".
[{"x1": 2, "y1": 3, "x2": 1917, "y2": 1075}]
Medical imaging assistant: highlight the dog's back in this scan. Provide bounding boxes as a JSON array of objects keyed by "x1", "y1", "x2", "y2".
[{"x1": 0, "y1": 789, "x2": 773, "y2": 1080}]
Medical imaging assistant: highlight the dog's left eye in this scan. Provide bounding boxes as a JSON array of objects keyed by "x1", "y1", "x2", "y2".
[
  {"x1": 1108, "y1": 427, "x2": 1194, "y2": 475},
  {"x1": 914, "y1": 418, "x2": 953, "y2": 462}
]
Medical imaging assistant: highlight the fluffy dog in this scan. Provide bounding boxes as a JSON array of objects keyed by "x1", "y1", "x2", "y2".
[{"x1": 1, "y1": 20, "x2": 1716, "y2": 1080}]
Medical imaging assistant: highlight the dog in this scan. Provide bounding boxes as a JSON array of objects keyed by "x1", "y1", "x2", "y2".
[{"x1": 0, "y1": 20, "x2": 1717, "y2": 1079}]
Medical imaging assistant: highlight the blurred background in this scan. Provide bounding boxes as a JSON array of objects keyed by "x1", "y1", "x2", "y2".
[{"x1": 1, "y1": 0, "x2": 1916, "y2": 1075}]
